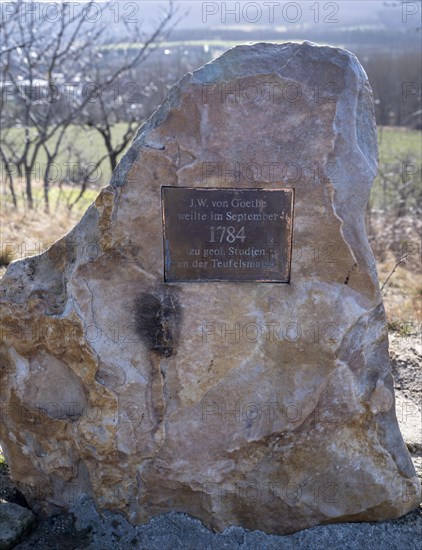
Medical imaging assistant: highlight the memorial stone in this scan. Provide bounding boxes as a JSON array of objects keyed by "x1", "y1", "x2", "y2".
[{"x1": 0, "y1": 42, "x2": 420, "y2": 534}]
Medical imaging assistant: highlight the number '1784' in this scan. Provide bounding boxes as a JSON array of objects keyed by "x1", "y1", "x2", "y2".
[{"x1": 209, "y1": 226, "x2": 246, "y2": 243}]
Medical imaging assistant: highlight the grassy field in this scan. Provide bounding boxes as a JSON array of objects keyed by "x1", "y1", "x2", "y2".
[
  {"x1": 378, "y1": 126, "x2": 421, "y2": 161},
  {"x1": 2, "y1": 122, "x2": 133, "y2": 193},
  {"x1": 371, "y1": 126, "x2": 421, "y2": 212},
  {"x1": 3, "y1": 124, "x2": 421, "y2": 202}
]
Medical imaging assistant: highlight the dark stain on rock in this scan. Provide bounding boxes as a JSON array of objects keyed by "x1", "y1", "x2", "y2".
[
  {"x1": 134, "y1": 290, "x2": 181, "y2": 357},
  {"x1": 0, "y1": 350, "x2": 13, "y2": 376},
  {"x1": 344, "y1": 263, "x2": 358, "y2": 285}
]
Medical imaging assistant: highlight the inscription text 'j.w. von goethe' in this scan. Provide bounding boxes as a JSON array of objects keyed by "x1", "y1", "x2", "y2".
[{"x1": 161, "y1": 187, "x2": 294, "y2": 282}]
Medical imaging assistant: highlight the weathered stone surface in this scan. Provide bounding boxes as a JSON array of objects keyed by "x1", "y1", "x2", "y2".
[
  {"x1": 0, "y1": 502, "x2": 35, "y2": 549},
  {"x1": 0, "y1": 42, "x2": 420, "y2": 534}
]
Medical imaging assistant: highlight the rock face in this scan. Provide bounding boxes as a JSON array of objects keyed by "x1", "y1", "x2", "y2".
[
  {"x1": 0, "y1": 503, "x2": 35, "y2": 549},
  {"x1": 0, "y1": 42, "x2": 420, "y2": 534}
]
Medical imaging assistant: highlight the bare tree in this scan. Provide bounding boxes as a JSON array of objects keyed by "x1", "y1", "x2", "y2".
[
  {"x1": 1, "y1": 0, "x2": 176, "y2": 211},
  {"x1": 0, "y1": 3, "x2": 25, "y2": 208},
  {"x1": 363, "y1": 51, "x2": 422, "y2": 128}
]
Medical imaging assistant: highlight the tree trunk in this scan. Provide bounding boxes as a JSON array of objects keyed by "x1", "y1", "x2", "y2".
[
  {"x1": 25, "y1": 168, "x2": 33, "y2": 209},
  {"x1": 0, "y1": 150, "x2": 17, "y2": 208},
  {"x1": 43, "y1": 160, "x2": 51, "y2": 213}
]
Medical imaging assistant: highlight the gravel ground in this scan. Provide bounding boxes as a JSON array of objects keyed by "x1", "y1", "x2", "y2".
[
  {"x1": 1, "y1": 334, "x2": 420, "y2": 550},
  {"x1": 11, "y1": 499, "x2": 422, "y2": 550}
]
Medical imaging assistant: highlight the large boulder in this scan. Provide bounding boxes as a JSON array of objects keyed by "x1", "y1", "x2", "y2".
[{"x1": 0, "y1": 42, "x2": 420, "y2": 534}]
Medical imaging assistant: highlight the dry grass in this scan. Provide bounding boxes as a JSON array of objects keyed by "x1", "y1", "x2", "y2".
[
  {"x1": 1, "y1": 180, "x2": 100, "y2": 277},
  {"x1": 370, "y1": 215, "x2": 422, "y2": 333},
  {"x1": 380, "y1": 270, "x2": 421, "y2": 333}
]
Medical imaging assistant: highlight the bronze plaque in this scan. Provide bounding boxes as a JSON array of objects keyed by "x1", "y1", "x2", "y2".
[{"x1": 161, "y1": 187, "x2": 294, "y2": 283}]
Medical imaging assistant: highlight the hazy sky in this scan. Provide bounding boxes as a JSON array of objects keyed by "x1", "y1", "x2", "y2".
[
  {"x1": 4, "y1": 1, "x2": 420, "y2": 33},
  {"x1": 172, "y1": 0, "x2": 389, "y2": 28},
  {"x1": 110, "y1": 0, "x2": 415, "y2": 30}
]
